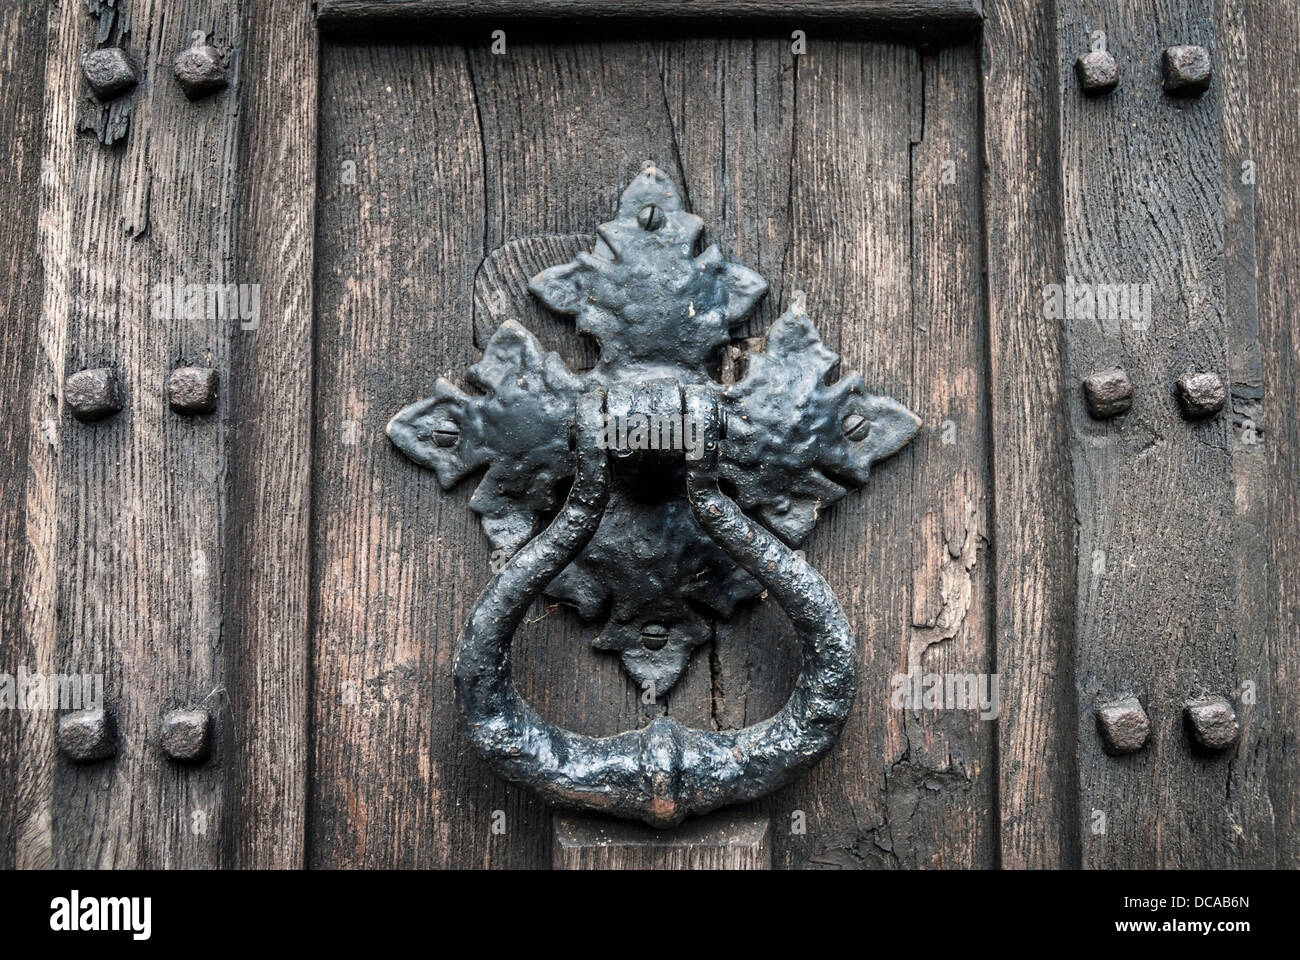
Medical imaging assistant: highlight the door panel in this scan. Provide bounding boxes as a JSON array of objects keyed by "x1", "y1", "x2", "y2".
[{"x1": 310, "y1": 36, "x2": 990, "y2": 868}]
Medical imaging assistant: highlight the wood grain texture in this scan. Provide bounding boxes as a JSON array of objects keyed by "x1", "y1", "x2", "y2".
[
  {"x1": 224, "y1": 0, "x2": 316, "y2": 869},
  {"x1": 1217, "y1": 0, "x2": 1276, "y2": 868},
  {"x1": 0, "y1": 0, "x2": 50, "y2": 871},
  {"x1": 899, "y1": 46, "x2": 995, "y2": 868},
  {"x1": 1058, "y1": 0, "x2": 1269, "y2": 869},
  {"x1": 32, "y1": 0, "x2": 242, "y2": 867},
  {"x1": 1246, "y1": 0, "x2": 1300, "y2": 868},
  {"x1": 760, "y1": 40, "x2": 921, "y2": 870},
  {"x1": 473, "y1": 235, "x2": 598, "y2": 371},
  {"x1": 310, "y1": 42, "x2": 504, "y2": 868},
  {"x1": 981, "y1": 0, "x2": 1080, "y2": 869},
  {"x1": 317, "y1": 0, "x2": 984, "y2": 37},
  {"x1": 553, "y1": 812, "x2": 770, "y2": 868}
]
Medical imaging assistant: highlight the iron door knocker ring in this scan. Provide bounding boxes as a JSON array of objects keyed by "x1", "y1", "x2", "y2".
[{"x1": 388, "y1": 164, "x2": 920, "y2": 826}]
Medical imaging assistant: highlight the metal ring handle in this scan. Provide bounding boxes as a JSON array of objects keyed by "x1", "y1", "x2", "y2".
[{"x1": 453, "y1": 386, "x2": 857, "y2": 827}]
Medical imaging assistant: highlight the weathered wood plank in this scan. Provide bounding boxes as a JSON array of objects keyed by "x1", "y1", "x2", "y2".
[
  {"x1": 0, "y1": 0, "x2": 51, "y2": 871},
  {"x1": 224, "y1": 0, "x2": 317, "y2": 869},
  {"x1": 897, "y1": 45, "x2": 995, "y2": 869},
  {"x1": 981, "y1": 0, "x2": 1080, "y2": 868},
  {"x1": 1217, "y1": 0, "x2": 1277, "y2": 867},
  {"x1": 1246, "y1": 0, "x2": 1300, "y2": 868},
  {"x1": 1058, "y1": 0, "x2": 1265, "y2": 869},
  {"x1": 657, "y1": 38, "x2": 794, "y2": 345},
  {"x1": 553, "y1": 812, "x2": 770, "y2": 868},
  {"x1": 318, "y1": 1, "x2": 984, "y2": 39},
  {"x1": 750, "y1": 40, "x2": 920, "y2": 869},
  {"x1": 310, "y1": 43, "x2": 502, "y2": 868},
  {"x1": 33, "y1": 0, "x2": 241, "y2": 867}
]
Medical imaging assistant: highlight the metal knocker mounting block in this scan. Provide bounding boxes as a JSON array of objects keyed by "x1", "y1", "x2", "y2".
[{"x1": 388, "y1": 165, "x2": 920, "y2": 826}]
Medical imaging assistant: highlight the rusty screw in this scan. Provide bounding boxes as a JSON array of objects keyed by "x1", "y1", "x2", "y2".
[
  {"x1": 173, "y1": 42, "x2": 228, "y2": 101},
  {"x1": 842, "y1": 413, "x2": 871, "y2": 442},
  {"x1": 1075, "y1": 50, "x2": 1119, "y2": 96},
  {"x1": 160, "y1": 707, "x2": 212, "y2": 762},
  {"x1": 1082, "y1": 367, "x2": 1133, "y2": 419},
  {"x1": 167, "y1": 366, "x2": 220, "y2": 414},
  {"x1": 82, "y1": 47, "x2": 138, "y2": 101},
  {"x1": 640, "y1": 622, "x2": 670, "y2": 651},
  {"x1": 1184, "y1": 696, "x2": 1239, "y2": 751},
  {"x1": 637, "y1": 204, "x2": 666, "y2": 231},
  {"x1": 1162, "y1": 45, "x2": 1212, "y2": 96},
  {"x1": 66, "y1": 367, "x2": 123, "y2": 422},
  {"x1": 57, "y1": 708, "x2": 117, "y2": 763},
  {"x1": 1095, "y1": 696, "x2": 1151, "y2": 755},
  {"x1": 1175, "y1": 371, "x2": 1226, "y2": 419},
  {"x1": 433, "y1": 418, "x2": 459, "y2": 448}
]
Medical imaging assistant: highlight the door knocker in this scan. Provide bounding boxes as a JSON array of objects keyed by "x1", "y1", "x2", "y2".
[{"x1": 388, "y1": 165, "x2": 920, "y2": 826}]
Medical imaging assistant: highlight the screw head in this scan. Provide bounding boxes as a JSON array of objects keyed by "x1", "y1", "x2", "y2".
[
  {"x1": 1082, "y1": 367, "x2": 1133, "y2": 419},
  {"x1": 1162, "y1": 45, "x2": 1212, "y2": 96},
  {"x1": 160, "y1": 707, "x2": 212, "y2": 762},
  {"x1": 1184, "y1": 696, "x2": 1239, "y2": 751},
  {"x1": 66, "y1": 368, "x2": 123, "y2": 422},
  {"x1": 1175, "y1": 371, "x2": 1226, "y2": 419},
  {"x1": 57, "y1": 708, "x2": 117, "y2": 763},
  {"x1": 167, "y1": 366, "x2": 220, "y2": 415},
  {"x1": 1095, "y1": 696, "x2": 1151, "y2": 755},
  {"x1": 82, "y1": 47, "x2": 138, "y2": 101},
  {"x1": 173, "y1": 44, "x2": 228, "y2": 101},
  {"x1": 640, "y1": 622, "x2": 670, "y2": 651},
  {"x1": 637, "y1": 204, "x2": 665, "y2": 231},
  {"x1": 842, "y1": 413, "x2": 871, "y2": 442},
  {"x1": 433, "y1": 418, "x2": 459, "y2": 448},
  {"x1": 1075, "y1": 50, "x2": 1119, "y2": 96}
]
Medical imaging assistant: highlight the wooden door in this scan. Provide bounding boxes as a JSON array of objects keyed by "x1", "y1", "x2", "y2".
[{"x1": 1, "y1": 0, "x2": 1296, "y2": 870}]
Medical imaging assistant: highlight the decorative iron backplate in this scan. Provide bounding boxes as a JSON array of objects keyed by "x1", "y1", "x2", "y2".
[{"x1": 387, "y1": 165, "x2": 920, "y2": 825}]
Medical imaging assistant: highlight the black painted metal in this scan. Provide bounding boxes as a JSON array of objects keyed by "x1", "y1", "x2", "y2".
[{"x1": 388, "y1": 167, "x2": 920, "y2": 824}]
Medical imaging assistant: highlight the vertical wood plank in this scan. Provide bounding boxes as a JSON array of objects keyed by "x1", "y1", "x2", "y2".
[
  {"x1": 0, "y1": 0, "x2": 51, "y2": 871},
  {"x1": 1058, "y1": 0, "x2": 1267, "y2": 868},
  {"x1": 760, "y1": 40, "x2": 920, "y2": 869},
  {"x1": 658, "y1": 37, "x2": 794, "y2": 345},
  {"x1": 981, "y1": 0, "x2": 1081, "y2": 868},
  {"x1": 224, "y1": 0, "x2": 317, "y2": 869},
  {"x1": 1216, "y1": 0, "x2": 1276, "y2": 866},
  {"x1": 1246, "y1": 0, "x2": 1300, "y2": 868},
  {"x1": 31, "y1": 0, "x2": 242, "y2": 867},
  {"x1": 899, "y1": 46, "x2": 996, "y2": 869},
  {"x1": 310, "y1": 43, "x2": 497, "y2": 868}
]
